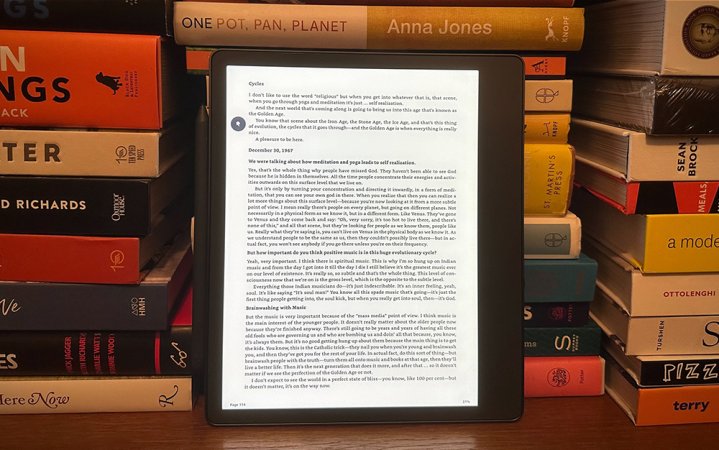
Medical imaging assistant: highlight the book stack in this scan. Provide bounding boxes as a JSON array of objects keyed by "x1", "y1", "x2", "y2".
[
  {"x1": 568, "y1": 0, "x2": 719, "y2": 426},
  {"x1": 0, "y1": 2, "x2": 197, "y2": 414}
]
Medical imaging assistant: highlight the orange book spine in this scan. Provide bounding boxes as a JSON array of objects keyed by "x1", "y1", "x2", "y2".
[
  {"x1": 636, "y1": 384, "x2": 719, "y2": 426},
  {"x1": 1, "y1": 30, "x2": 162, "y2": 129},
  {"x1": 0, "y1": 234, "x2": 141, "y2": 284},
  {"x1": 524, "y1": 356, "x2": 605, "y2": 397},
  {"x1": 524, "y1": 113, "x2": 570, "y2": 144}
]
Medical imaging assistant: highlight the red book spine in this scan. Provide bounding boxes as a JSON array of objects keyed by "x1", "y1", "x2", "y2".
[
  {"x1": 0, "y1": 234, "x2": 141, "y2": 284},
  {"x1": 524, "y1": 355, "x2": 605, "y2": 397}
]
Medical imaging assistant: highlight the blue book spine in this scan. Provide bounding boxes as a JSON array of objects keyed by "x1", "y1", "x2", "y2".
[{"x1": 524, "y1": 253, "x2": 598, "y2": 303}]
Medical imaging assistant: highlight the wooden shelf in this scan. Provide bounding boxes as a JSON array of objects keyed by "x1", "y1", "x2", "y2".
[{"x1": 4, "y1": 395, "x2": 719, "y2": 448}]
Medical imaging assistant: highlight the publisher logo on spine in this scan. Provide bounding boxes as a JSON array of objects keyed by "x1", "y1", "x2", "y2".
[
  {"x1": 683, "y1": 6, "x2": 719, "y2": 59},
  {"x1": 110, "y1": 250, "x2": 125, "y2": 271},
  {"x1": 547, "y1": 367, "x2": 569, "y2": 388}
]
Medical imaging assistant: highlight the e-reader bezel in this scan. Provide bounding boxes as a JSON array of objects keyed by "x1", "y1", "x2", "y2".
[{"x1": 205, "y1": 49, "x2": 524, "y2": 426}]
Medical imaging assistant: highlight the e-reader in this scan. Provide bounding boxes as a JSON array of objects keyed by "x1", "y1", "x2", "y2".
[{"x1": 205, "y1": 49, "x2": 524, "y2": 425}]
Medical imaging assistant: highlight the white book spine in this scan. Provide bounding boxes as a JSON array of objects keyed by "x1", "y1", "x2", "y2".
[{"x1": 523, "y1": 212, "x2": 581, "y2": 259}]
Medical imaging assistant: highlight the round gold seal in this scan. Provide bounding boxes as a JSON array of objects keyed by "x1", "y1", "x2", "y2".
[{"x1": 683, "y1": 6, "x2": 719, "y2": 59}]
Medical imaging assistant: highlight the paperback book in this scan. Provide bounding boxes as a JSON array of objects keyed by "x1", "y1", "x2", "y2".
[
  {"x1": 523, "y1": 211, "x2": 581, "y2": 259},
  {"x1": 524, "y1": 302, "x2": 590, "y2": 327},
  {"x1": 524, "y1": 253, "x2": 597, "y2": 303},
  {"x1": 524, "y1": 143, "x2": 575, "y2": 216},
  {"x1": 524, "y1": 320, "x2": 601, "y2": 356},
  {"x1": 524, "y1": 355, "x2": 605, "y2": 398}
]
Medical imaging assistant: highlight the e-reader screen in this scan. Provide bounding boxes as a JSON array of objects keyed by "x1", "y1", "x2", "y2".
[{"x1": 206, "y1": 50, "x2": 524, "y2": 425}]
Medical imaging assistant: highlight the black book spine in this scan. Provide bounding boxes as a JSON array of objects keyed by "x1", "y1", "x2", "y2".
[
  {"x1": 0, "y1": 0, "x2": 171, "y2": 35},
  {"x1": 641, "y1": 359, "x2": 719, "y2": 386},
  {"x1": 523, "y1": 302, "x2": 590, "y2": 327},
  {"x1": 0, "y1": 327, "x2": 192, "y2": 376},
  {"x1": 0, "y1": 283, "x2": 170, "y2": 331},
  {"x1": 0, "y1": 176, "x2": 151, "y2": 236}
]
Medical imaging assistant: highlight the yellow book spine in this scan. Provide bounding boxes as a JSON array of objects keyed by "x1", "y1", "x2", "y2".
[
  {"x1": 174, "y1": 2, "x2": 585, "y2": 50},
  {"x1": 524, "y1": 113, "x2": 570, "y2": 144},
  {"x1": 524, "y1": 144, "x2": 575, "y2": 215},
  {"x1": 643, "y1": 215, "x2": 719, "y2": 273}
]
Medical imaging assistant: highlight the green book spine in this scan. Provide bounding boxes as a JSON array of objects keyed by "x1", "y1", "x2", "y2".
[{"x1": 523, "y1": 320, "x2": 601, "y2": 356}]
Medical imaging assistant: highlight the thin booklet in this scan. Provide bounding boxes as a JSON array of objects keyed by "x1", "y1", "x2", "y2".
[{"x1": 204, "y1": 49, "x2": 524, "y2": 425}]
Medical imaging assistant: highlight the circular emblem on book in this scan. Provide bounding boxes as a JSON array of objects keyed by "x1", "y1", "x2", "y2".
[
  {"x1": 547, "y1": 367, "x2": 570, "y2": 388},
  {"x1": 683, "y1": 6, "x2": 719, "y2": 59}
]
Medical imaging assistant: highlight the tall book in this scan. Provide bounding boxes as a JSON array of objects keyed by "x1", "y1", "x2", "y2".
[
  {"x1": 0, "y1": 234, "x2": 192, "y2": 331},
  {"x1": 583, "y1": 237, "x2": 719, "y2": 317},
  {"x1": 574, "y1": 157, "x2": 719, "y2": 214},
  {"x1": 0, "y1": 0, "x2": 173, "y2": 35},
  {"x1": 572, "y1": 74, "x2": 719, "y2": 135},
  {"x1": 523, "y1": 211, "x2": 581, "y2": 259},
  {"x1": 524, "y1": 355, "x2": 605, "y2": 397},
  {"x1": 0, "y1": 120, "x2": 192, "y2": 177},
  {"x1": 1, "y1": 30, "x2": 188, "y2": 129},
  {"x1": 173, "y1": 2, "x2": 585, "y2": 50},
  {"x1": 524, "y1": 143, "x2": 575, "y2": 215},
  {"x1": 569, "y1": 117, "x2": 719, "y2": 181},
  {"x1": 571, "y1": 187, "x2": 719, "y2": 273},
  {"x1": 524, "y1": 253, "x2": 597, "y2": 303},
  {"x1": 570, "y1": 0, "x2": 719, "y2": 76},
  {"x1": 0, "y1": 157, "x2": 192, "y2": 236}
]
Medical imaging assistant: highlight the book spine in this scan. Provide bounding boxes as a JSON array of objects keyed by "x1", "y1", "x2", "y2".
[
  {"x1": 0, "y1": 0, "x2": 171, "y2": 35},
  {"x1": 291, "y1": 0, "x2": 576, "y2": 6},
  {"x1": 524, "y1": 255, "x2": 597, "y2": 302},
  {"x1": 173, "y1": 3, "x2": 585, "y2": 50},
  {"x1": 0, "y1": 234, "x2": 142, "y2": 284},
  {"x1": 0, "y1": 327, "x2": 192, "y2": 376},
  {"x1": 524, "y1": 355, "x2": 605, "y2": 397},
  {"x1": 0, "y1": 284, "x2": 172, "y2": 331},
  {"x1": 1, "y1": 30, "x2": 163, "y2": 129},
  {"x1": 640, "y1": 358, "x2": 719, "y2": 387},
  {"x1": 0, "y1": 376, "x2": 192, "y2": 414},
  {"x1": 524, "y1": 113, "x2": 570, "y2": 144},
  {"x1": 523, "y1": 322, "x2": 601, "y2": 356},
  {"x1": 524, "y1": 79, "x2": 573, "y2": 112},
  {"x1": 524, "y1": 302, "x2": 590, "y2": 327},
  {"x1": 524, "y1": 213, "x2": 581, "y2": 259},
  {"x1": 523, "y1": 144, "x2": 575, "y2": 216},
  {"x1": 629, "y1": 181, "x2": 719, "y2": 215}
]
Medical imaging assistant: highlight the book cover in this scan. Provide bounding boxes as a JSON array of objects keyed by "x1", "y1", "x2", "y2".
[
  {"x1": 524, "y1": 143, "x2": 575, "y2": 216},
  {"x1": 569, "y1": 118, "x2": 719, "y2": 181},
  {"x1": 0, "y1": 120, "x2": 192, "y2": 177},
  {"x1": 0, "y1": 285, "x2": 192, "y2": 376},
  {"x1": 525, "y1": 113, "x2": 570, "y2": 144},
  {"x1": 0, "y1": 376, "x2": 192, "y2": 414},
  {"x1": 524, "y1": 355, "x2": 605, "y2": 397},
  {"x1": 523, "y1": 211, "x2": 581, "y2": 259},
  {"x1": 605, "y1": 355, "x2": 719, "y2": 426},
  {"x1": 574, "y1": 157, "x2": 719, "y2": 214},
  {"x1": 173, "y1": 2, "x2": 585, "y2": 50},
  {"x1": 524, "y1": 253, "x2": 597, "y2": 303},
  {"x1": 524, "y1": 320, "x2": 601, "y2": 356},
  {"x1": 1, "y1": 30, "x2": 187, "y2": 129},
  {"x1": 0, "y1": 0, "x2": 173, "y2": 35},
  {"x1": 524, "y1": 79, "x2": 573, "y2": 112},
  {"x1": 0, "y1": 156, "x2": 192, "y2": 237},
  {"x1": 591, "y1": 288, "x2": 719, "y2": 356},
  {"x1": 572, "y1": 74, "x2": 719, "y2": 135},
  {"x1": 524, "y1": 302, "x2": 590, "y2": 327},
  {"x1": 0, "y1": 208, "x2": 191, "y2": 285},
  {"x1": 0, "y1": 235, "x2": 191, "y2": 331},
  {"x1": 583, "y1": 236, "x2": 719, "y2": 317},
  {"x1": 570, "y1": 0, "x2": 719, "y2": 76},
  {"x1": 604, "y1": 334, "x2": 719, "y2": 387},
  {"x1": 571, "y1": 187, "x2": 719, "y2": 273}
]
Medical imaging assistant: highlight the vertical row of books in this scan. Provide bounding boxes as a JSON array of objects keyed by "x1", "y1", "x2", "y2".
[
  {"x1": 568, "y1": 0, "x2": 719, "y2": 425},
  {"x1": 0, "y1": 1, "x2": 197, "y2": 413}
]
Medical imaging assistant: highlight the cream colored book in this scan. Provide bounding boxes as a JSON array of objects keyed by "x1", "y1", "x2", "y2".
[
  {"x1": 523, "y1": 211, "x2": 581, "y2": 259},
  {"x1": 524, "y1": 79, "x2": 573, "y2": 112}
]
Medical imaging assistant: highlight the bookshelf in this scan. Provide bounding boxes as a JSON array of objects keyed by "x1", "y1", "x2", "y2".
[{"x1": 4, "y1": 396, "x2": 719, "y2": 447}]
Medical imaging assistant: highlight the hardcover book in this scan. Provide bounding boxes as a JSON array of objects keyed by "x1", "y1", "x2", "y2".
[
  {"x1": 523, "y1": 211, "x2": 581, "y2": 259},
  {"x1": 524, "y1": 253, "x2": 597, "y2": 303},
  {"x1": 0, "y1": 376, "x2": 192, "y2": 414},
  {"x1": 0, "y1": 0, "x2": 173, "y2": 35},
  {"x1": 0, "y1": 120, "x2": 192, "y2": 177},
  {"x1": 570, "y1": 0, "x2": 719, "y2": 76},
  {"x1": 524, "y1": 355, "x2": 605, "y2": 397},
  {"x1": 572, "y1": 74, "x2": 719, "y2": 135},
  {"x1": 524, "y1": 302, "x2": 590, "y2": 327},
  {"x1": 574, "y1": 157, "x2": 719, "y2": 214},
  {"x1": 0, "y1": 207, "x2": 191, "y2": 285},
  {"x1": 173, "y1": 2, "x2": 585, "y2": 50},
  {"x1": 603, "y1": 334, "x2": 719, "y2": 387},
  {"x1": 571, "y1": 187, "x2": 719, "y2": 273},
  {"x1": 524, "y1": 143, "x2": 575, "y2": 216},
  {"x1": 525, "y1": 113, "x2": 570, "y2": 144},
  {"x1": 0, "y1": 156, "x2": 192, "y2": 236},
  {"x1": 591, "y1": 288, "x2": 719, "y2": 356},
  {"x1": 523, "y1": 320, "x2": 601, "y2": 356},
  {"x1": 0, "y1": 285, "x2": 192, "y2": 376},
  {"x1": 605, "y1": 355, "x2": 719, "y2": 426},
  {"x1": 1, "y1": 30, "x2": 188, "y2": 130},
  {"x1": 569, "y1": 118, "x2": 719, "y2": 181},
  {"x1": 524, "y1": 79, "x2": 573, "y2": 113},
  {"x1": 265, "y1": 0, "x2": 576, "y2": 5},
  {"x1": 0, "y1": 234, "x2": 192, "y2": 331}
]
